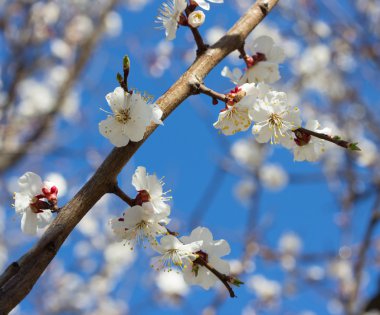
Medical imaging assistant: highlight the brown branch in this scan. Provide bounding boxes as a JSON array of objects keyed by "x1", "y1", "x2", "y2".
[
  {"x1": 112, "y1": 184, "x2": 134, "y2": 207},
  {"x1": 295, "y1": 127, "x2": 361, "y2": 151},
  {"x1": 0, "y1": 1, "x2": 280, "y2": 313}
]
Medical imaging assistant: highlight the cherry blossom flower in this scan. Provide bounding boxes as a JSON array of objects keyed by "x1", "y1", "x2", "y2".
[
  {"x1": 155, "y1": 270, "x2": 189, "y2": 299},
  {"x1": 13, "y1": 172, "x2": 57, "y2": 235},
  {"x1": 293, "y1": 120, "x2": 331, "y2": 162},
  {"x1": 213, "y1": 83, "x2": 261, "y2": 136},
  {"x1": 194, "y1": 0, "x2": 223, "y2": 11},
  {"x1": 249, "y1": 90, "x2": 301, "y2": 146},
  {"x1": 247, "y1": 275, "x2": 281, "y2": 303},
  {"x1": 99, "y1": 87, "x2": 162, "y2": 147},
  {"x1": 222, "y1": 35, "x2": 285, "y2": 84},
  {"x1": 110, "y1": 203, "x2": 168, "y2": 249},
  {"x1": 259, "y1": 164, "x2": 288, "y2": 190},
  {"x1": 152, "y1": 235, "x2": 202, "y2": 270},
  {"x1": 180, "y1": 227, "x2": 230, "y2": 289},
  {"x1": 157, "y1": 0, "x2": 187, "y2": 41},
  {"x1": 132, "y1": 166, "x2": 171, "y2": 217},
  {"x1": 188, "y1": 11, "x2": 205, "y2": 28}
]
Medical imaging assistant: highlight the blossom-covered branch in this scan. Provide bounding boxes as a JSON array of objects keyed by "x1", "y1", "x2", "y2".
[{"x1": 0, "y1": 1, "x2": 279, "y2": 313}]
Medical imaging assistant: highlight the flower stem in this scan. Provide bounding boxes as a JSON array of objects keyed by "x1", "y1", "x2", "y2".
[
  {"x1": 194, "y1": 257, "x2": 237, "y2": 298},
  {"x1": 191, "y1": 82, "x2": 228, "y2": 103},
  {"x1": 295, "y1": 127, "x2": 361, "y2": 151},
  {"x1": 189, "y1": 27, "x2": 209, "y2": 56},
  {"x1": 112, "y1": 184, "x2": 134, "y2": 206},
  {"x1": 238, "y1": 44, "x2": 251, "y2": 68}
]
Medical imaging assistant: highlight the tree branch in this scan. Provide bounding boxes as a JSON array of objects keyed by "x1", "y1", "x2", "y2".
[{"x1": 0, "y1": 0, "x2": 280, "y2": 312}]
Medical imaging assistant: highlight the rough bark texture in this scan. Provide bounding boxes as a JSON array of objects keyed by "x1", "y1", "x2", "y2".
[{"x1": 0, "y1": 1, "x2": 279, "y2": 313}]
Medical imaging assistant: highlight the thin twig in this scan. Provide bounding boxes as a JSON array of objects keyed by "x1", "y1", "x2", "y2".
[
  {"x1": 295, "y1": 127, "x2": 360, "y2": 151},
  {"x1": 189, "y1": 27, "x2": 209, "y2": 56},
  {"x1": 112, "y1": 185, "x2": 134, "y2": 207},
  {"x1": 194, "y1": 257, "x2": 236, "y2": 298}
]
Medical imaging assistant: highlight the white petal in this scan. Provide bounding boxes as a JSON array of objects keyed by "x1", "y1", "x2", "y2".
[
  {"x1": 21, "y1": 209, "x2": 38, "y2": 235},
  {"x1": 14, "y1": 193, "x2": 31, "y2": 214},
  {"x1": 195, "y1": 0, "x2": 210, "y2": 10},
  {"x1": 18, "y1": 172, "x2": 43, "y2": 196},
  {"x1": 37, "y1": 211, "x2": 53, "y2": 228},
  {"x1": 207, "y1": 239, "x2": 230, "y2": 257},
  {"x1": 132, "y1": 166, "x2": 148, "y2": 191},
  {"x1": 123, "y1": 117, "x2": 148, "y2": 142},
  {"x1": 99, "y1": 116, "x2": 130, "y2": 147}
]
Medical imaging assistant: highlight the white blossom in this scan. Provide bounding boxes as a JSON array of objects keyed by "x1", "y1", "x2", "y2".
[
  {"x1": 278, "y1": 232, "x2": 302, "y2": 255},
  {"x1": 222, "y1": 36, "x2": 285, "y2": 84},
  {"x1": 156, "y1": 270, "x2": 189, "y2": 297},
  {"x1": 248, "y1": 275, "x2": 281, "y2": 303},
  {"x1": 110, "y1": 203, "x2": 168, "y2": 249},
  {"x1": 293, "y1": 120, "x2": 331, "y2": 162},
  {"x1": 99, "y1": 87, "x2": 162, "y2": 147},
  {"x1": 157, "y1": 0, "x2": 187, "y2": 41},
  {"x1": 259, "y1": 164, "x2": 288, "y2": 190},
  {"x1": 180, "y1": 227, "x2": 230, "y2": 289},
  {"x1": 249, "y1": 90, "x2": 301, "y2": 146},
  {"x1": 213, "y1": 83, "x2": 260, "y2": 136},
  {"x1": 194, "y1": 0, "x2": 223, "y2": 11},
  {"x1": 132, "y1": 166, "x2": 171, "y2": 217},
  {"x1": 13, "y1": 172, "x2": 56, "y2": 235},
  {"x1": 231, "y1": 138, "x2": 265, "y2": 169},
  {"x1": 188, "y1": 10, "x2": 205, "y2": 28},
  {"x1": 152, "y1": 235, "x2": 202, "y2": 270}
]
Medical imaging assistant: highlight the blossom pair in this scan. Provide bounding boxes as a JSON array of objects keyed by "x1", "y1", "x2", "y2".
[{"x1": 157, "y1": 0, "x2": 223, "y2": 41}]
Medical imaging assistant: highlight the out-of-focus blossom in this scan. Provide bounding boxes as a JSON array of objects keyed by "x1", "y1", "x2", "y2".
[
  {"x1": 259, "y1": 164, "x2": 288, "y2": 190},
  {"x1": 247, "y1": 275, "x2": 281, "y2": 303},
  {"x1": 231, "y1": 138, "x2": 265, "y2": 169},
  {"x1": 65, "y1": 15, "x2": 94, "y2": 44},
  {"x1": 105, "y1": 11, "x2": 123, "y2": 37},
  {"x1": 234, "y1": 179, "x2": 256, "y2": 202},
  {"x1": 156, "y1": 269, "x2": 189, "y2": 297},
  {"x1": 278, "y1": 232, "x2": 302, "y2": 256}
]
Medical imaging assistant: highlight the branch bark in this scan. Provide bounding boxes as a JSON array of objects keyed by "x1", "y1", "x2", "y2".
[{"x1": 0, "y1": 0, "x2": 279, "y2": 313}]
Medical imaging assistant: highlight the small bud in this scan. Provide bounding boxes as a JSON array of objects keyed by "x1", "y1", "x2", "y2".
[
  {"x1": 188, "y1": 10, "x2": 206, "y2": 28},
  {"x1": 123, "y1": 55, "x2": 130, "y2": 72},
  {"x1": 212, "y1": 98, "x2": 218, "y2": 105},
  {"x1": 229, "y1": 277, "x2": 244, "y2": 287},
  {"x1": 348, "y1": 142, "x2": 361, "y2": 151}
]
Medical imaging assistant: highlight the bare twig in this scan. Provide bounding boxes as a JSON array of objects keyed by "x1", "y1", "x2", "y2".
[{"x1": 112, "y1": 185, "x2": 134, "y2": 207}]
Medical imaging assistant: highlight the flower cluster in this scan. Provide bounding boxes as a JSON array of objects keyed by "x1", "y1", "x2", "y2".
[
  {"x1": 110, "y1": 166, "x2": 235, "y2": 292},
  {"x1": 157, "y1": 0, "x2": 223, "y2": 41},
  {"x1": 13, "y1": 172, "x2": 59, "y2": 235},
  {"x1": 216, "y1": 35, "x2": 336, "y2": 162}
]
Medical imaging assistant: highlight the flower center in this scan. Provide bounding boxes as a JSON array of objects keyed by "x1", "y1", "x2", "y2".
[
  {"x1": 114, "y1": 109, "x2": 131, "y2": 124},
  {"x1": 268, "y1": 113, "x2": 283, "y2": 128}
]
